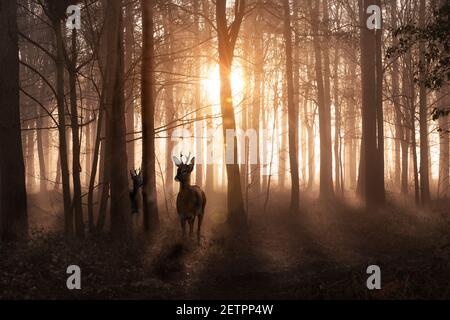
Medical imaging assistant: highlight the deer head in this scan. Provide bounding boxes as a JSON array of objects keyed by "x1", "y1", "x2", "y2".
[{"x1": 173, "y1": 153, "x2": 195, "y2": 184}]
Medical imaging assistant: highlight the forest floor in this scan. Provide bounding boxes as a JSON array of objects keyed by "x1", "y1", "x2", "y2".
[{"x1": 1, "y1": 191, "x2": 449, "y2": 299}]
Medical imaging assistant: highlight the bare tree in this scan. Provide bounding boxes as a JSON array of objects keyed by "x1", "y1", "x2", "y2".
[
  {"x1": 308, "y1": 0, "x2": 334, "y2": 200},
  {"x1": 418, "y1": 0, "x2": 430, "y2": 205},
  {"x1": 283, "y1": 0, "x2": 300, "y2": 212}
]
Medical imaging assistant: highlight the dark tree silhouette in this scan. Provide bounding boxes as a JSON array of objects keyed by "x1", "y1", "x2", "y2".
[
  {"x1": 141, "y1": 0, "x2": 160, "y2": 233},
  {"x1": 216, "y1": 0, "x2": 247, "y2": 226},
  {"x1": 0, "y1": 0, "x2": 28, "y2": 241}
]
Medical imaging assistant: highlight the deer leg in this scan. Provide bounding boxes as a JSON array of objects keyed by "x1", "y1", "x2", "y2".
[
  {"x1": 189, "y1": 218, "x2": 194, "y2": 237},
  {"x1": 180, "y1": 218, "x2": 186, "y2": 238},
  {"x1": 197, "y1": 214, "x2": 203, "y2": 245}
]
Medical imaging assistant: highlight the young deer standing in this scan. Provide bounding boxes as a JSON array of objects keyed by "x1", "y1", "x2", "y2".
[{"x1": 173, "y1": 154, "x2": 206, "y2": 244}]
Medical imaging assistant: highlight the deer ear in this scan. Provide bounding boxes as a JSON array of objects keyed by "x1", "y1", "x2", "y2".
[
  {"x1": 188, "y1": 157, "x2": 196, "y2": 171},
  {"x1": 173, "y1": 156, "x2": 182, "y2": 167}
]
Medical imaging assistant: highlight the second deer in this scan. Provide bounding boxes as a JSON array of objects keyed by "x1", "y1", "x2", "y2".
[{"x1": 129, "y1": 169, "x2": 143, "y2": 231}]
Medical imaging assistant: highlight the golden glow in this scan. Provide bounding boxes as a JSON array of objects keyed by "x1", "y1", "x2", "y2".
[{"x1": 202, "y1": 64, "x2": 245, "y2": 106}]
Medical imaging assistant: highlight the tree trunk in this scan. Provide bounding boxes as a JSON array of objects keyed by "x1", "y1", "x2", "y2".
[
  {"x1": 163, "y1": 4, "x2": 175, "y2": 200},
  {"x1": 26, "y1": 114, "x2": 36, "y2": 191},
  {"x1": 96, "y1": 122, "x2": 110, "y2": 232},
  {"x1": 293, "y1": 0, "x2": 302, "y2": 185},
  {"x1": 360, "y1": 0, "x2": 383, "y2": 208},
  {"x1": 68, "y1": 29, "x2": 84, "y2": 238},
  {"x1": 194, "y1": 0, "x2": 203, "y2": 187},
  {"x1": 85, "y1": 107, "x2": 92, "y2": 187},
  {"x1": 309, "y1": 0, "x2": 334, "y2": 200},
  {"x1": 104, "y1": 0, "x2": 131, "y2": 238},
  {"x1": 141, "y1": 0, "x2": 160, "y2": 233},
  {"x1": 0, "y1": 0, "x2": 28, "y2": 241},
  {"x1": 438, "y1": 85, "x2": 449, "y2": 198},
  {"x1": 216, "y1": 0, "x2": 247, "y2": 226},
  {"x1": 125, "y1": 1, "x2": 135, "y2": 172},
  {"x1": 407, "y1": 51, "x2": 420, "y2": 204},
  {"x1": 418, "y1": 0, "x2": 430, "y2": 205},
  {"x1": 240, "y1": 20, "x2": 250, "y2": 199},
  {"x1": 401, "y1": 60, "x2": 410, "y2": 194},
  {"x1": 346, "y1": 57, "x2": 357, "y2": 190},
  {"x1": 284, "y1": 0, "x2": 300, "y2": 212},
  {"x1": 88, "y1": 106, "x2": 103, "y2": 232},
  {"x1": 251, "y1": 9, "x2": 262, "y2": 195},
  {"x1": 54, "y1": 19, "x2": 73, "y2": 235},
  {"x1": 279, "y1": 78, "x2": 287, "y2": 191},
  {"x1": 36, "y1": 100, "x2": 47, "y2": 192},
  {"x1": 333, "y1": 44, "x2": 342, "y2": 196},
  {"x1": 375, "y1": 0, "x2": 385, "y2": 204},
  {"x1": 391, "y1": 1, "x2": 402, "y2": 190}
]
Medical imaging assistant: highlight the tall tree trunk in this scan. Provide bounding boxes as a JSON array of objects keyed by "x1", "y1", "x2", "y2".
[
  {"x1": 279, "y1": 78, "x2": 287, "y2": 191},
  {"x1": 360, "y1": 0, "x2": 383, "y2": 208},
  {"x1": 407, "y1": 51, "x2": 420, "y2": 204},
  {"x1": 418, "y1": 0, "x2": 430, "y2": 205},
  {"x1": 26, "y1": 115, "x2": 36, "y2": 190},
  {"x1": 163, "y1": 4, "x2": 175, "y2": 200},
  {"x1": 216, "y1": 0, "x2": 247, "y2": 226},
  {"x1": 306, "y1": 59, "x2": 316, "y2": 191},
  {"x1": 309, "y1": 0, "x2": 334, "y2": 200},
  {"x1": 401, "y1": 59, "x2": 410, "y2": 194},
  {"x1": 23, "y1": 72, "x2": 36, "y2": 190},
  {"x1": 293, "y1": 0, "x2": 302, "y2": 185},
  {"x1": 125, "y1": 1, "x2": 135, "y2": 172},
  {"x1": 251, "y1": 7, "x2": 262, "y2": 195},
  {"x1": 68, "y1": 29, "x2": 84, "y2": 238},
  {"x1": 104, "y1": 0, "x2": 131, "y2": 238},
  {"x1": 346, "y1": 57, "x2": 357, "y2": 190},
  {"x1": 194, "y1": 0, "x2": 204, "y2": 187},
  {"x1": 141, "y1": 0, "x2": 160, "y2": 233},
  {"x1": 334, "y1": 44, "x2": 342, "y2": 196},
  {"x1": 202, "y1": 0, "x2": 215, "y2": 192},
  {"x1": 394, "y1": 109, "x2": 402, "y2": 189},
  {"x1": 240, "y1": 19, "x2": 250, "y2": 199},
  {"x1": 36, "y1": 100, "x2": 47, "y2": 192},
  {"x1": 88, "y1": 106, "x2": 103, "y2": 232},
  {"x1": 438, "y1": 85, "x2": 449, "y2": 198},
  {"x1": 375, "y1": 0, "x2": 385, "y2": 204},
  {"x1": 85, "y1": 107, "x2": 92, "y2": 187},
  {"x1": 284, "y1": 0, "x2": 300, "y2": 212},
  {"x1": 0, "y1": 0, "x2": 28, "y2": 241},
  {"x1": 54, "y1": 19, "x2": 73, "y2": 235},
  {"x1": 391, "y1": 1, "x2": 402, "y2": 190},
  {"x1": 96, "y1": 117, "x2": 110, "y2": 232}
]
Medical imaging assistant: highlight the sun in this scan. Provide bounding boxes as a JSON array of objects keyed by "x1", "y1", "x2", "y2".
[{"x1": 202, "y1": 64, "x2": 245, "y2": 106}]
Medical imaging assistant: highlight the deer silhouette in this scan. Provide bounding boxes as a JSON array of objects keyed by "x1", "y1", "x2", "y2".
[
  {"x1": 173, "y1": 153, "x2": 206, "y2": 244},
  {"x1": 129, "y1": 169, "x2": 143, "y2": 215}
]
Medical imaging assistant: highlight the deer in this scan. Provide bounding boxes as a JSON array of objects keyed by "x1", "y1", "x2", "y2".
[
  {"x1": 173, "y1": 153, "x2": 206, "y2": 244},
  {"x1": 129, "y1": 169, "x2": 143, "y2": 216}
]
